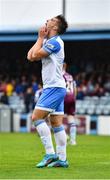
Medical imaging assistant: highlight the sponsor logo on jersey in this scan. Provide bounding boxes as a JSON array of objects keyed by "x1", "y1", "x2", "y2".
[{"x1": 46, "y1": 43, "x2": 54, "y2": 49}]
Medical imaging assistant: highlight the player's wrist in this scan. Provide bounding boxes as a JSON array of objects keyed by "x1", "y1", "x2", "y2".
[
  {"x1": 36, "y1": 37, "x2": 44, "y2": 45},
  {"x1": 38, "y1": 36, "x2": 44, "y2": 40}
]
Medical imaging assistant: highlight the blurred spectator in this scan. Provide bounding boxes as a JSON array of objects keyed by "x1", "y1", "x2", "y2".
[
  {"x1": 6, "y1": 81, "x2": 14, "y2": 96},
  {"x1": 24, "y1": 87, "x2": 34, "y2": 113},
  {"x1": 15, "y1": 82, "x2": 24, "y2": 95},
  {"x1": 104, "y1": 75, "x2": 110, "y2": 92},
  {"x1": 76, "y1": 86, "x2": 85, "y2": 100},
  {"x1": 0, "y1": 92, "x2": 9, "y2": 105},
  {"x1": 21, "y1": 75, "x2": 28, "y2": 93},
  {"x1": 0, "y1": 80, "x2": 7, "y2": 93},
  {"x1": 86, "y1": 79, "x2": 95, "y2": 95},
  {"x1": 31, "y1": 75, "x2": 38, "y2": 93}
]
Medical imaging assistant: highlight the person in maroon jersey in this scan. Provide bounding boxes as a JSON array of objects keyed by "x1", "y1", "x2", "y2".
[{"x1": 63, "y1": 62, "x2": 77, "y2": 145}]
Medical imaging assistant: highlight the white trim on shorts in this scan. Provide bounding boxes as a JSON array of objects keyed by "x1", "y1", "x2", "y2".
[
  {"x1": 50, "y1": 111, "x2": 64, "y2": 115},
  {"x1": 35, "y1": 106, "x2": 64, "y2": 115},
  {"x1": 35, "y1": 106, "x2": 54, "y2": 112}
]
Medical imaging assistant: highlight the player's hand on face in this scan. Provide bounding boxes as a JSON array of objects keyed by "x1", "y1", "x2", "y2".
[{"x1": 38, "y1": 26, "x2": 48, "y2": 38}]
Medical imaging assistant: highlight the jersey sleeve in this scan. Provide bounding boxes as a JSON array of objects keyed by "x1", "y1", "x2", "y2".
[{"x1": 42, "y1": 38, "x2": 61, "y2": 54}]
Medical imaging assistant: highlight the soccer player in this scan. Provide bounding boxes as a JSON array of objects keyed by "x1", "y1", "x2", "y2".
[
  {"x1": 63, "y1": 63, "x2": 77, "y2": 145},
  {"x1": 27, "y1": 15, "x2": 68, "y2": 168}
]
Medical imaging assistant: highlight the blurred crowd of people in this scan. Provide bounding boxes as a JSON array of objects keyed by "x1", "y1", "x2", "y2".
[
  {"x1": 68, "y1": 62, "x2": 110, "y2": 99},
  {"x1": 0, "y1": 62, "x2": 110, "y2": 112},
  {"x1": 0, "y1": 74, "x2": 38, "y2": 112},
  {"x1": 75, "y1": 71, "x2": 110, "y2": 99}
]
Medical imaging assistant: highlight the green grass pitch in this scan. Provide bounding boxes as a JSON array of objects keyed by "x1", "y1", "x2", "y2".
[{"x1": 0, "y1": 133, "x2": 110, "y2": 179}]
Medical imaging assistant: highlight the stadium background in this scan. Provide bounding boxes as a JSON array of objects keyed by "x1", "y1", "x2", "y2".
[
  {"x1": 0, "y1": 0, "x2": 110, "y2": 134},
  {"x1": 0, "y1": 1, "x2": 110, "y2": 179}
]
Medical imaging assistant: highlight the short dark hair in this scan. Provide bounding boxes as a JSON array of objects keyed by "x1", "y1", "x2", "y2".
[{"x1": 56, "y1": 15, "x2": 68, "y2": 35}]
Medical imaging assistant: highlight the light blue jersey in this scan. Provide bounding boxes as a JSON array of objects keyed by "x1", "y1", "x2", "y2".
[
  {"x1": 42, "y1": 35, "x2": 66, "y2": 89},
  {"x1": 35, "y1": 35, "x2": 66, "y2": 114}
]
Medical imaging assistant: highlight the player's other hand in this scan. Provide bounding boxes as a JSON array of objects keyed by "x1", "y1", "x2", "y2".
[{"x1": 38, "y1": 26, "x2": 48, "y2": 38}]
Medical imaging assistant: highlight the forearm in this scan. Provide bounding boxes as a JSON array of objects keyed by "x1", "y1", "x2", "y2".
[
  {"x1": 32, "y1": 37, "x2": 44, "y2": 53},
  {"x1": 27, "y1": 37, "x2": 44, "y2": 61},
  {"x1": 27, "y1": 26, "x2": 48, "y2": 61}
]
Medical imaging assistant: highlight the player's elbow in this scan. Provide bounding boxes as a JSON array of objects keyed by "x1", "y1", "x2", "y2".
[
  {"x1": 27, "y1": 54, "x2": 32, "y2": 61},
  {"x1": 32, "y1": 51, "x2": 42, "y2": 60},
  {"x1": 27, "y1": 52, "x2": 40, "y2": 61},
  {"x1": 27, "y1": 52, "x2": 34, "y2": 61},
  {"x1": 32, "y1": 52, "x2": 39, "y2": 59}
]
